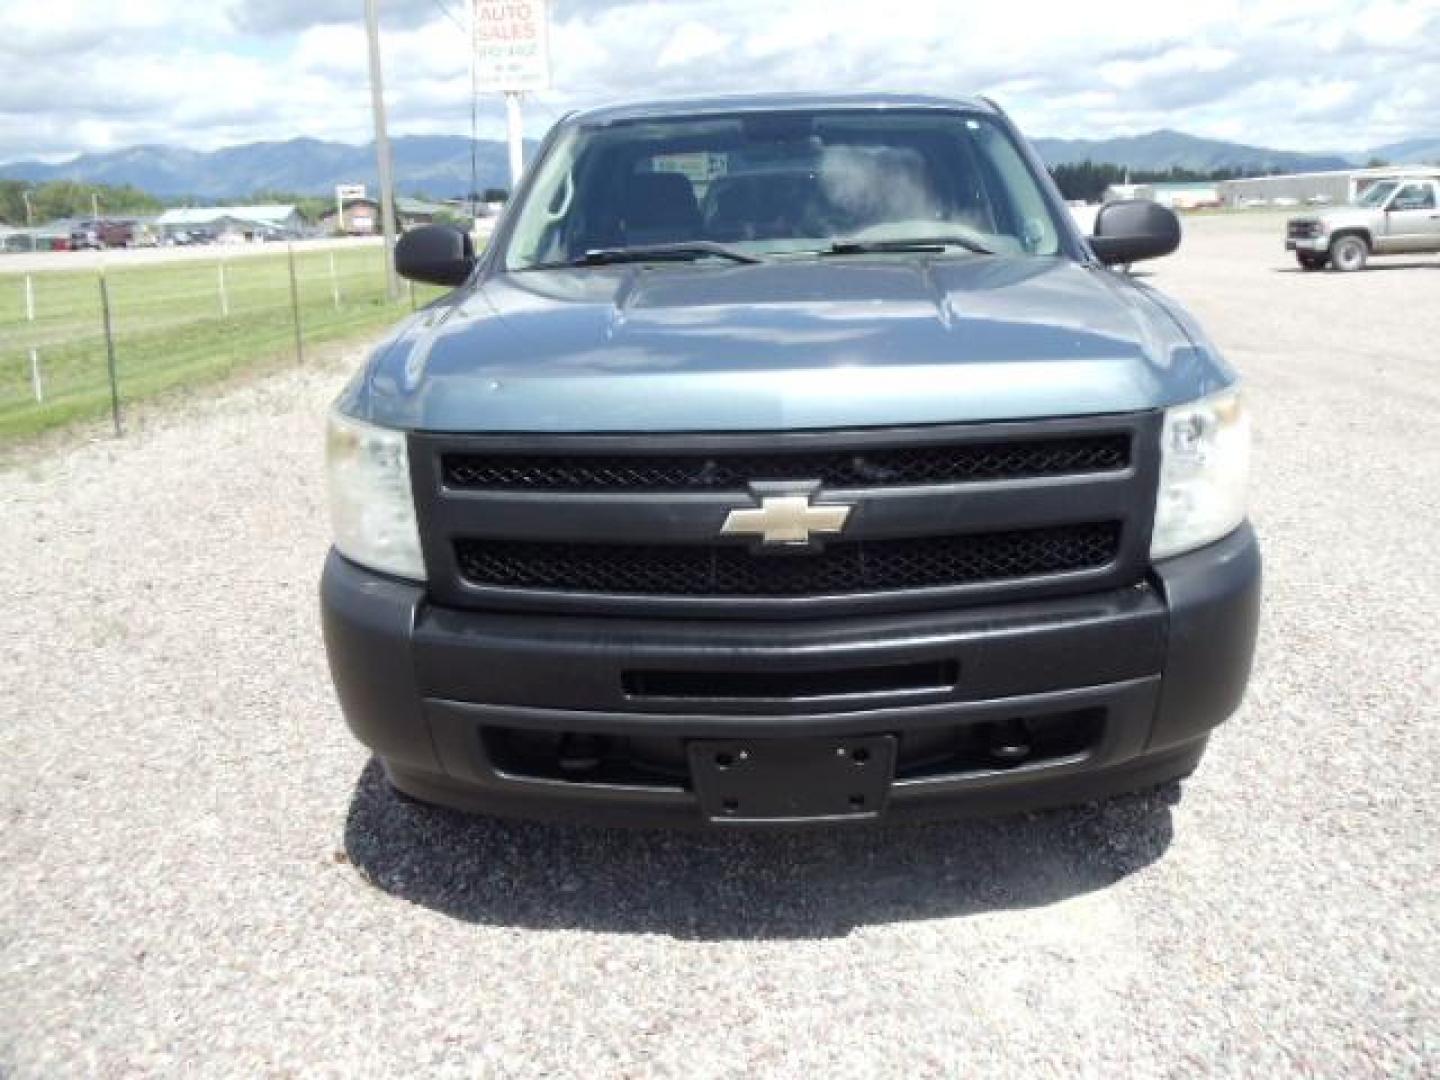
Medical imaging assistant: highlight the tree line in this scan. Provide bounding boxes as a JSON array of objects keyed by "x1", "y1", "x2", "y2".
[
  {"x1": 16, "y1": 163, "x2": 1389, "y2": 225},
  {"x1": 0, "y1": 180, "x2": 510, "y2": 227},
  {"x1": 0, "y1": 181, "x2": 333, "y2": 227},
  {"x1": 0, "y1": 180, "x2": 164, "y2": 225}
]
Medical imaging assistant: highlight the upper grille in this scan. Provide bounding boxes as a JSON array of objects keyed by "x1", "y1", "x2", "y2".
[
  {"x1": 442, "y1": 434, "x2": 1131, "y2": 492},
  {"x1": 1287, "y1": 220, "x2": 1321, "y2": 238},
  {"x1": 454, "y1": 522, "x2": 1121, "y2": 598}
]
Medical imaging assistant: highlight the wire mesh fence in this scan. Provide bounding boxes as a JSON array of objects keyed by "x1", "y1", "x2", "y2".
[{"x1": 0, "y1": 242, "x2": 444, "y2": 440}]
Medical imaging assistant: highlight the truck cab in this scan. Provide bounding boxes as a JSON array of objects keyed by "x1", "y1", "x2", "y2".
[{"x1": 321, "y1": 93, "x2": 1260, "y2": 828}]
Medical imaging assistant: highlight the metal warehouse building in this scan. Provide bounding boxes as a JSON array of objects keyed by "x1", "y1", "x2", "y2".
[
  {"x1": 1102, "y1": 181, "x2": 1221, "y2": 209},
  {"x1": 155, "y1": 205, "x2": 305, "y2": 241},
  {"x1": 1219, "y1": 165, "x2": 1440, "y2": 208}
]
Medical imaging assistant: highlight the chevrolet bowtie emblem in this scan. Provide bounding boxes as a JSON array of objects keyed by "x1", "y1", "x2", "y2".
[{"x1": 721, "y1": 493, "x2": 853, "y2": 546}]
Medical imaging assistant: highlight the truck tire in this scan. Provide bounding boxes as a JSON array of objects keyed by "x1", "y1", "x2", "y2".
[
  {"x1": 1296, "y1": 253, "x2": 1327, "y2": 271},
  {"x1": 1329, "y1": 235, "x2": 1368, "y2": 272}
]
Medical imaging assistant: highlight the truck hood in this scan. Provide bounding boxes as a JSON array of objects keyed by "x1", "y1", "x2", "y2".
[
  {"x1": 351, "y1": 255, "x2": 1231, "y2": 432},
  {"x1": 1294, "y1": 206, "x2": 1375, "y2": 230}
]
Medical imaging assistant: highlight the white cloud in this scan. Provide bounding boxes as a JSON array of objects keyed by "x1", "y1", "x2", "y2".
[
  {"x1": 1, "y1": 0, "x2": 1437, "y2": 163},
  {"x1": 1, "y1": 0, "x2": 224, "y2": 57},
  {"x1": 657, "y1": 21, "x2": 730, "y2": 68},
  {"x1": 1100, "y1": 46, "x2": 1238, "y2": 91}
]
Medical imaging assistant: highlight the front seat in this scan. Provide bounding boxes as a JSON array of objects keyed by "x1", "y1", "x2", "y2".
[
  {"x1": 705, "y1": 172, "x2": 826, "y2": 241},
  {"x1": 620, "y1": 172, "x2": 703, "y2": 246}
]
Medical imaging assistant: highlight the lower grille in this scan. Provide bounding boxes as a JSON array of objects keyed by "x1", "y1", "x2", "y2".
[
  {"x1": 481, "y1": 708, "x2": 1105, "y2": 787},
  {"x1": 454, "y1": 522, "x2": 1121, "y2": 598}
]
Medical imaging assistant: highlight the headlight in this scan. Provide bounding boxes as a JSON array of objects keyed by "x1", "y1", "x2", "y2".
[
  {"x1": 326, "y1": 409, "x2": 426, "y2": 580},
  {"x1": 1151, "y1": 386, "x2": 1251, "y2": 560}
]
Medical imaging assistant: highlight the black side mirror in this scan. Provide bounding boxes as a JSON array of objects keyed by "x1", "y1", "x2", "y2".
[
  {"x1": 395, "y1": 224, "x2": 475, "y2": 286},
  {"x1": 1089, "y1": 199, "x2": 1181, "y2": 266}
]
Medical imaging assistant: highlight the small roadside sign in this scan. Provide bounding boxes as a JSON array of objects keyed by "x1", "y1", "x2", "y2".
[
  {"x1": 333, "y1": 184, "x2": 368, "y2": 236},
  {"x1": 474, "y1": 0, "x2": 551, "y2": 92}
]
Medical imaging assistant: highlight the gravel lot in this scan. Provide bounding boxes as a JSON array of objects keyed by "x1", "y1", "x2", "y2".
[{"x1": 3, "y1": 212, "x2": 1437, "y2": 1077}]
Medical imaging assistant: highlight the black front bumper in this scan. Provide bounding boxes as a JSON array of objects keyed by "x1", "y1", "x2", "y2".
[{"x1": 321, "y1": 525, "x2": 1260, "y2": 826}]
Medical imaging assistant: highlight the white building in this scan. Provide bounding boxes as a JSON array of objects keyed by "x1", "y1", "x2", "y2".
[
  {"x1": 1101, "y1": 182, "x2": 1221, "y2": 209},
  {"x1": 155, "y1": 205, "x2": 305, "y2": 242},
  {"x1": 1218, "y1": 165, "x2": 1440, "y2": 208}
]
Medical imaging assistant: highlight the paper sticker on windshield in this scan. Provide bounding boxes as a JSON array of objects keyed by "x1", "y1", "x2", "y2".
[{"x1": 651, "y1": 153, "x2": 728, "y2": 198}]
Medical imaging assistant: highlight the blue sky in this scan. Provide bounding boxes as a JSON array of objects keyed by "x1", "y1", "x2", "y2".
[{"x1": 1, "y1": 0, "x2": 1436, "y2": 163}]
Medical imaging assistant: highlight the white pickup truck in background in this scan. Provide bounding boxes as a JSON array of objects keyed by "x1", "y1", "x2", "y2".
[{"x1": 1286, "y1": 171, "x2": 1440, "y2": 270}]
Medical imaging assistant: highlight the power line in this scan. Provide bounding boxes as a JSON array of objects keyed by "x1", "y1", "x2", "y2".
[
  {"x1": 427, "y1": 0, "x2": 468, "y2": 35},
  {"x1": 429, "y1": 0, "x2": 480, "y2": 210}
]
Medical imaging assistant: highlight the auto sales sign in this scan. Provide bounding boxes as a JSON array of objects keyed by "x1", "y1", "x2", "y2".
[{"x1": 474, "y1": 1, "x2": 551, "y2": 92}]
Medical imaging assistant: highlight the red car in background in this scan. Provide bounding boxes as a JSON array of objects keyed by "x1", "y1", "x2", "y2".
[{"x1": 70, "y1": 220, "x2": 135, "y2": 249}]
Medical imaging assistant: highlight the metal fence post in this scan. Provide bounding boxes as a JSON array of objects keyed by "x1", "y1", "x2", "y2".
[
  {"x1": 328, "y1": 251, "x2": 341, "y2": 310},
  {"x1": 29, "y1": 348, "x2": 43, "y2": 403},
  {"x1": 217, "y1": 253, "x2": 230, "y2": 317},
  {"x1": 24, "y1": 274, "x2": 43, "y2": 402},
  {"x1": 97, "y1": 265, "x2": 122, "y2": 437},
  {"x1": 287, "y1": 240, "x2": 303, "y2": 363}
]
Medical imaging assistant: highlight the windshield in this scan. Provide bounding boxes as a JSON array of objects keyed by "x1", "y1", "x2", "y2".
[
  {"x1": 504, "y1": 109, "x2": 1065, "y2": 270},
  {"x1": 1355, "y1": 181, "x2": 1398, "y2": 207}
]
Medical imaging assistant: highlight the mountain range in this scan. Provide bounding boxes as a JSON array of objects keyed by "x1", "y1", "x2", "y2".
[
  {"x1": 0, "y1": 136, "x2": 535, "y2": 199},
  {"x1": 1034, "y1": 130, "x2": 1347, "y2": 173},
  {"x1": 1, "y1": 129, "x2": 1435, "y2": 199}
]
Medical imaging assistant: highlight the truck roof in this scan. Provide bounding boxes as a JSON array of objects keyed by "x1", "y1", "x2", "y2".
[{"x1": 569, "y1": 91, "x2": 996, "y2": 127}]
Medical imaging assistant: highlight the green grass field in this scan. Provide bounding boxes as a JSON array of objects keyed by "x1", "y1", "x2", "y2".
[{"x1": 0, "y1": 245, "x2": 447, "y2": 440}]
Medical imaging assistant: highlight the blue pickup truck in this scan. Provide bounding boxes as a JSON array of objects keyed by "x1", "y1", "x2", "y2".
[{"x1": 321, "y1": 93, "x2": 1259, "y2": 827}]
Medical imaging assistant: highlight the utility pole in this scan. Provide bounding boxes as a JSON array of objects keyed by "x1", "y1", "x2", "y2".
[
  {"x1": 364, "y1": 0, "x2": 401, "y2": 300},
  {"x1": 21, "y1": 188, "x2": 33, "y2": 226}
]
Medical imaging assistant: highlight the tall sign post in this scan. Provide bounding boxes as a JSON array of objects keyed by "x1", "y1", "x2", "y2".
[{"x1": 474, "y1": 0, "x2": 551, "y2": 190}]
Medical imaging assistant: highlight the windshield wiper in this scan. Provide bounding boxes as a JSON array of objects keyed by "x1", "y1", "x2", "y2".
[
  {"x1": 824, "y1": 235, "x2": 995, "y2": 257},
  {"x1": 526, "y1": 242, "x2": 764, "y2": 270}
]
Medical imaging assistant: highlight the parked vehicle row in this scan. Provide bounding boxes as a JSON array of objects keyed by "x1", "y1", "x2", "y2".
[
  {"x1": 166, "y1": 228, "x2": 217, "y2": 246},
  {"x1": 56, "y1": 220, "x2": 285, "y2": 250},
  {"x1": 66, "y1": 219, "x2": 163, "y2": 250}
]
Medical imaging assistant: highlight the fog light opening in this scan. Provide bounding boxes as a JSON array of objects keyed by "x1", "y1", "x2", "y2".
[
  {"x1": 987, "y1": 720, "x2": 1032, "y2": 766},
  {"x1": 557, "y1": 733, "x2": 605, "y2": 774}
]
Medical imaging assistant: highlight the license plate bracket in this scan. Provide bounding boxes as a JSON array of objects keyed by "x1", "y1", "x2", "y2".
[{"x1": 688, "y1": 735, "x2": 897, "y2": 823}]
